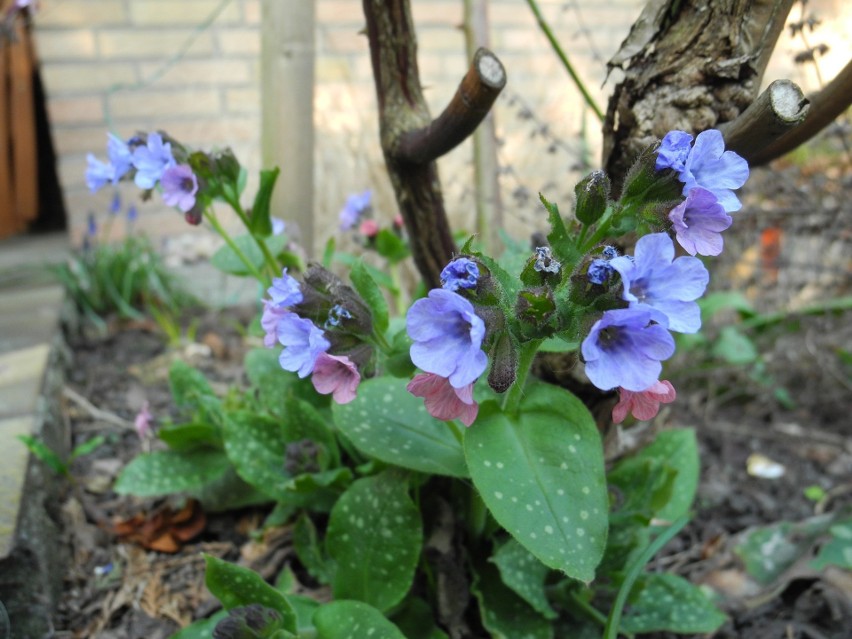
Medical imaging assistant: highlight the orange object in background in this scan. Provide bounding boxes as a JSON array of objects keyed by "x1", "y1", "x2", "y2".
[
  {"x1": 0, "y1": 6, "x2": 38, "y2": 239},
  {"x1": 760, "y1": 226, "x2": 783, "y2": 285}
]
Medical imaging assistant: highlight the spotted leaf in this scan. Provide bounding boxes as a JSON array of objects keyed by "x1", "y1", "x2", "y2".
[
  {"x1": 313, "y1": 600, "x2": 406, "y2": 639},
  {"x1": 465, "y1": 383, "x2": 608, "y2": 582}
]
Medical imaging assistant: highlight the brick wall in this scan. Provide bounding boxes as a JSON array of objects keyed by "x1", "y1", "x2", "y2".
[{"x1": 32, "y1": 0, "x2": 850, "y2": 253}]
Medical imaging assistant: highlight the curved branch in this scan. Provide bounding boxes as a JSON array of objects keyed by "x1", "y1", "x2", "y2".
[
  {"x1": 395, "y1": 48, "x2": 506, "y2": 165},
  {"x1": 750, "y1": 57, "x2": 852, "y2": 166},
  {"x1": 719, "y1": 79, "x2": 810, "y2": 161}
]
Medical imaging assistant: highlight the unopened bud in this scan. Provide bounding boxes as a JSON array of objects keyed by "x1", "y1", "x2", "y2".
[
  {"x1": 488, "y1": 331, "x2": 518, "y2": 394},
  {"x1": 574, "y1": 170, "x2": 610, "y2": 225},
  {"x1": 515, "y1": 286, "x2": 556, "y2": 326},
  {"x1": 184, "y1": 205, "x2": 203, "y2": 226}
]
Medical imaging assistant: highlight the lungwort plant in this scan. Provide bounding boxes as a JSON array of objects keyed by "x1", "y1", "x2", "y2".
[{"x1": 93, "y1": 126, "x2": 748, "y2": 638}]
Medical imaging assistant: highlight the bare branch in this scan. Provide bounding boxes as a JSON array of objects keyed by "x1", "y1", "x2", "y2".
[
  {"x1": 719, "y1": 80, "x2": 810, "y2": 161},
  {"x1": 750, "y1": 58, "x2": 852, "y2": 166},
  {"x1": 395, "y1": 49, "x2": 506, "y2": 165}
]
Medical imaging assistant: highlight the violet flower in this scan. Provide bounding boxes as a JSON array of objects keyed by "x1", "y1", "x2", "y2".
[
  {"x1": 85, "y1": 155, "x2": 114, "y2": 193},
  {"x1": 134, "y1": 401, "x2": 153, "y2": 439},
  {"x1": 160, "y1": 164, "x2": 199, "y2": 212},
  {"x1": 668, "y1": 187, "x2": 732, "y2": 256},
  {"x1": 407, "y1": 289, "x2": 488, "y2": 389},
  {"x1": 440, "y1": 258, "x2": 479, "y2": 292},
  {"x1": 311, "y1": 353, "x2": 360, "y2": 404},
  {"x1": 339, "y1": 190, "x2": 372, "y2": 230},
  {"x1": 655, "y1": 130, "x2": 694, "y2": 173},
  {"x1": 277, "y1": 314, "x2": 330, "y2": 378},
  {"x1": 581, "y1": 308, "x2": 675, "y2": 392},
  {"x1": 106, "y1": 133, "x2": 133, "y2": 181},
  {"x1": 261, "y1": 300, "x2": 289, "y2": 348},
  {"x1": 407, "y1": 373, "x2": 478, "y2": 427},
  {"x1": 132, "y1": 132, "x2": 176, "y2": 189},
  {"x1": 610, "y1": 232, "x2": 708, "y2": 333},
  {"x1": 267, "y1": 268, "x2": 303, "y2": 308}
]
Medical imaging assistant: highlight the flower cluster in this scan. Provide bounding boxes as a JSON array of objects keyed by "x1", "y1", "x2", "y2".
[
  {"x1": 261, "y1": 267, "x2": 375, "y2": 404},
  {"x1": 656, "y1": 129, "x2": 748, "y2": 256},
  {"x1": 577, "y1": 129, "x2": 748, "y2": 422},
  {"x1": 86, "y1": 132, "x2": 201, "y2": 217}
]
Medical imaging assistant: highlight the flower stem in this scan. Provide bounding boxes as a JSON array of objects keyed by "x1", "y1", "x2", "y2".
[
  {"x1": 501, "y1": 339, "x2": 542, "y2": 416},
  {"x1": 203, "y1": 208, "x2": 268, "y2": 285},
  {"x1": 524, "y1": 0, "x2": 604, "y2": 122},
  {"x1": 224, "y1": 193, "x2": 281, "y2": 277}
]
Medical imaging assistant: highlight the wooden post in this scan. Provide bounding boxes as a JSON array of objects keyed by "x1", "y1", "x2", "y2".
[{"x1": 261, "y1": 0, "x2": 316, "y2": 257}]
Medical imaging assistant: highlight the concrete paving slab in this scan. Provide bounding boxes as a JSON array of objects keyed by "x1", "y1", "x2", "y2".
[
  {"x1": 0, "y1": 344, "x2": 51, "y2": 419},
  {"x1": 0, "y1": 285, "x2": 64, "y2": 354},
  {"x1": 0, "y1": 415, "x2": 35, "y2": 559}
]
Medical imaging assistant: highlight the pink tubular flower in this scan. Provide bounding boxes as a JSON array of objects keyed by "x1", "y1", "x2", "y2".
[
  {"x1": 407, "y1": 373, "x2": 478, "y2": 427},
  {"x1": 161, "y1": 164, "x2": 199, "y2": 212},
  {"x1": 311, "y1": 353, "x2": 360, "y2": 404},
  {"x1": 134, "y1": 401, "x2": 153, "y2": 439},
  {"x1": 359, "y1": 219, "x2": 379, "y2": 238},
  {"x1": 612, "y1": 380, "x2": 676, "y2": 424}
]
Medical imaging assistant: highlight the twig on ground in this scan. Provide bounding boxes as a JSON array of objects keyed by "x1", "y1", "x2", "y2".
[{"x1": 62, "y1": 386, "x2": 134, "y2": 430}]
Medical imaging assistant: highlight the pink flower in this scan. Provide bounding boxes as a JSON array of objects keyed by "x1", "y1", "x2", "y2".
[
  {"x1": 612, "y1": 380, "x2": 676, "y2": 424},
  {"x1": 261, "y1": 299, "x2": 289, "y2": 347},
  {"x1": 407, "y1": 373, "x2": 478, "y2": 427},
  {"x1": 134, "y1": 401, "x2": 153, "y2": 439},
  {"x1": 359, "y1": 219, "x2": 380, "y2": 238},
  {"x1": 311, "y1": 353, "x2": 360, "y2": 404}
]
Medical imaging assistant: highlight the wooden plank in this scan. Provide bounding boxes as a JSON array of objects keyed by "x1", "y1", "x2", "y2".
[
  {"x1": 0, "y1": 40, "x2": 21, "y2": 239},
  {"x1": 260, "y1": 0, "x2": 316, "y2": 257},
  {"x1": 9, "y1": 20, "x2": 38, "y2": 225}
]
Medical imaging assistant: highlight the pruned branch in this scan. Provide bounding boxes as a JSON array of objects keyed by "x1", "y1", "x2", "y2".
[
  {"x1": 750, "y1": 57, "x2": 852, "y2": 166},
  {"x1": 395, "y1": 49, "x2": 506, "y2": 165},
  {"x1": 363, "y1": 0, "x2": 506, "y2": 288},
  {"x1": 719, "y1": 80, "x2": 810, "y2": 161}
]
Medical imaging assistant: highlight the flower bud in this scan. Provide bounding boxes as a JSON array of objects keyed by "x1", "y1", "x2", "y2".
[
  {"x1": 620, "y1": 143, "x2": 683, "y2": 204},
  {"x1": 213, "y1": 604, "x2": 282, "y2": 639},
  {"x1": 488, "y1": 331, "x2": 518, "y2": 394},
  {"x1": 515, "y1": 286, "x2": 556, "y2": 328},
  {"x1": 299, "y1": 265, "x2": 373, "y2": 341},
  {"x1": 184, "y1": 205, "x2": 203, "y2": 226},
  {"x1": 574, "y1": 170, "x2": 610, "y2": 225}
]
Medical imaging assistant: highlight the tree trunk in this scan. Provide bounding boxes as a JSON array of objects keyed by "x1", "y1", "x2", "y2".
[{"x1": 603, "y1": 0, "x2": 795, "y2": 189}]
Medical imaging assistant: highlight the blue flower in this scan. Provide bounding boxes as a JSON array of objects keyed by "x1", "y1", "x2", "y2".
[
  {"x1": 655, "y1": 130, "x2": 694, "y2": 173},
  {"x1": 668, "y1": 187, "x2": 733, "y2": 256},
  {"x1": 132, "y1": 132, "x2": 176, "y2": 189},
  {"x1": 657, "y1": 130, "x2": 749, "y2": 212},
  {"x1": 581, "y1": 308, "x2": 675, "y2": 392},
  {"x1": 339, "y1": 190, "x2": 372, "y2": 230},
  {"x1": 534, "y1": 246, "x2": 561, "y2": 274},
  {"x1": 85, "y1": 154, "x2": 114, "y2": 193},
  {"x1": 441, "y1": 258, "x2": 479, "y2": 291},
  {"x1": 267, "y1": 268, "x2": 303, "y2": 308},
  {"x1": 407, "y1": 289, "x2": 487, "y2": 389},
  {"x1": 610, "y1": 233, "x2": 708, "y2": 333},
  {"x1": 277, "y1": 314, "x2": 330, "y2": 378},
  {"x1": 160, "y1": 164, "x2": 199, "y2": 212},
  {"x1": 106, "y1": 133, "x2": 133, "y2": 181}
]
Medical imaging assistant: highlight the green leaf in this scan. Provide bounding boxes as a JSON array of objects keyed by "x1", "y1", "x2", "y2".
[
  {"x1": 158, "y1": 421, "x2": 222, "y2": 452},
  {"x1": 114, "y1": 449, "x2": 231, "y2": 497},
  {"x1": 326, "y1": 472, "x2": 422, "y2": 611},
  {"x1": 204, "y1": 555, "x2": 297, "y2": 634},
  {"x1": 390, "y1": 597, "x2": 449, "y2": 639},
  {"x1": 313, "y1": 600, "x2": 406, "y2": 639},
  {"x1": 284, "y1": 594, "x2": 321, "y2": 636},
  {"x1": 332, "y1": 377, "x2": 468, "y2": 478},
  {"x1": 70, "y1": 434, "x2": 106, "y2": 460},
  {"x1": 211, "y1": 234, "x2": 288, "y2": 276},
  {"x1": 249, "y1": 167, "x2": 281, "y2": 237},
  {"x1": 195, "y1": 466, "x2": 272, "y2": 513},
  {"x1": 734, "y1": 514, "x2": 835, "y2": 584},
  {"x1": 222, "y1": 411, "x2": 290, "y2": 498},
  {"x1": 471, "y1": 558, "x2": 554, "y2": 639},
  {"x1": 465, "y1": 383, "x2": 608, "y2": 582},
  {"x1": 491, "y1": 539, "x2": 557, "y2": 619},
  {"x1": 375, "y1": 229, "x2": 410, "y2": 263},
  {"x1": 169, "y1": 360, "x2": 218, "y2": 412},
  {"x1": 810, "y1": 517, "x2": 852, "y2": 570},
  {"x1": 643, "y1": 429, "x2": 699, "y2": 522},
  {"x1": 620, "y1": 573, "x2": 726, "y2": 634},
  {"x1": 244, "y1": 348, "x2": 305, "y2": 417},
  {"x1": 713, "y1": 326, "x2": 759, "y2": 364},
  {"x1": 17, "y1": 435, "x2": 68, "y2": 476},
  {"x1": 282, "y1": 397, "x2": 340, "y2": 469},
  {"x1": 293, "y1": 513, "x2": 333, "y2": 584},
  {"x1": 540, "y1": 193, "x2": 573, "y2": 264},
  {"x1": 350, "y1": 260, "x2": 389, "y2": 335},
  {"x1": 167, "y1": 611, "x2": 227, "y2": 639}
]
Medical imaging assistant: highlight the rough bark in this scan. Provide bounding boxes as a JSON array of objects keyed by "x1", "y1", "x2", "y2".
[
  {"x1": 362, "y1": 0, "x2": 506, "y2": 288},
  {"x1": 603, "y1": 0, "x2": 795, "y2": 190}
]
